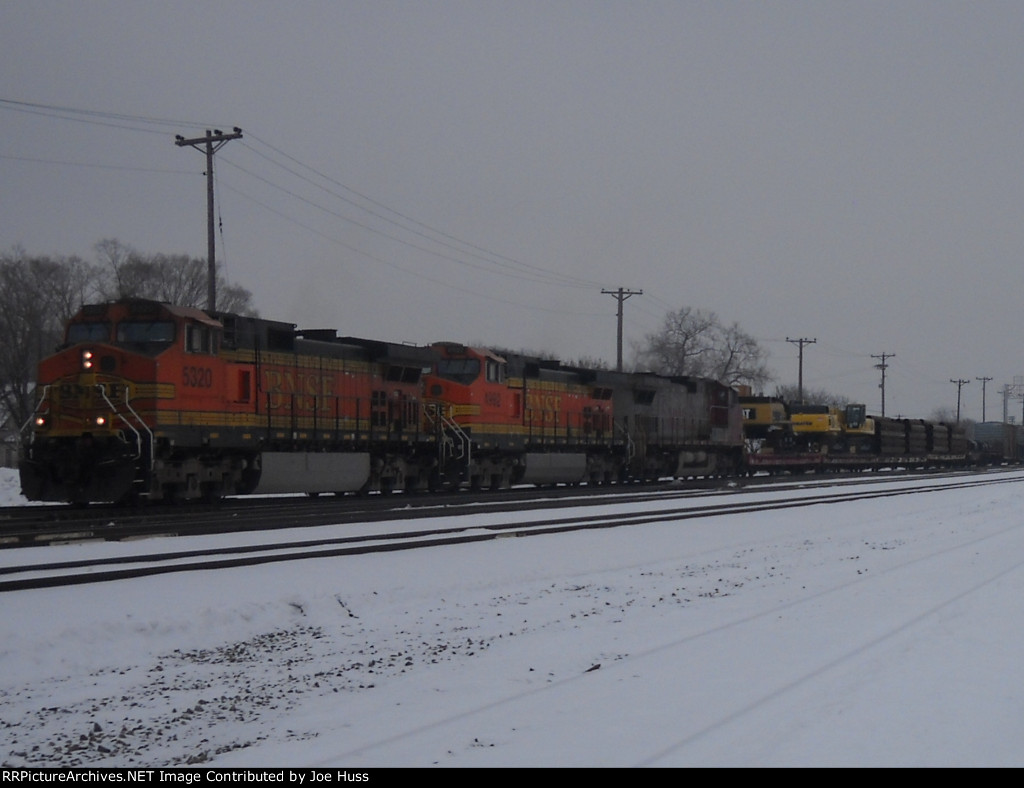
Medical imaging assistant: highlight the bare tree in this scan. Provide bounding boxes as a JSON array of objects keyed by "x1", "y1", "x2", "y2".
[
  {"x1": 632, "y1": 306, "x2": 773, "y2": 390},
  {"x1": 633, "y1": 307, "x2": 718, "y2": 377},
  {"x1": 565, "y1": 355, "x2": 611, "y2": 371},
  {"x1": 774, "y1": 384, "x2": 848, "y2": 409},
  {"x1": 707, "y1": 321, "x2": 772, "y2": 389},
  {"x1": 217, "y1": 282, "x2": 259, "y2": 316},
  {"x1": 94, "y1": 238, "x2": 137, "y2": 299},
  {"x1": 929, "y1": 406, "x2": 958, "y2": 424},
  {"x1": 94, "y1": 239, "x2": 257, "y2": 315},
  {"x1": 0, "y1": 248, "x2": 103, "y2": 432}
]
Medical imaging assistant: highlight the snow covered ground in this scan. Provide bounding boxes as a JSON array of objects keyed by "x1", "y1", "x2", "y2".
[{"x1": 2, "y1": 466, "x2": 1024, "y2": 768}]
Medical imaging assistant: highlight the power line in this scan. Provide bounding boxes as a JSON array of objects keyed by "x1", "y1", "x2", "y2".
[
  {"x1": 240, "y1": 133, "x2": 607, "y2": 291},
  {"x1": 218, "y1": 180, "x2": 606, "y2": 318},
  {"x1": 3, "y1": 97, "x2": 618, "y2": 298},
  {"x1": 0, "y1": 97, "x2": 222, "y2": 133},
  {"x1": 219, "y1": 155, "x2": 594, "y2": 290},
  {"x1": 0, "y1": 153, "x2": 191, "y2": 174}
]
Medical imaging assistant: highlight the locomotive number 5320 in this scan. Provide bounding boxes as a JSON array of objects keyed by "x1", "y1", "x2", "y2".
[{"x1": 183, "y1": 365, "x2": 213, "y2": 388}]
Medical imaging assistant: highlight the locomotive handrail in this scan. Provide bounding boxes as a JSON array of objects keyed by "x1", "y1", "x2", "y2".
[
  {"x1": 424, "y1": 401, "x2": 471, "y2": 466},
  {"x1": 614, "y1": 418, "x2": 636, "y2": 460},
  {"x1": 95, "y1": 383, "x2": 153, "y2": 467},
  {"x1": 119, "y1": 389, "x2": 154, "y2": 468}
]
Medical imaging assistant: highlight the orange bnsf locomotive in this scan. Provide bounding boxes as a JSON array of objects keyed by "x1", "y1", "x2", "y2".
[
  {"x1": 19, "y1": 299, "x2": 437, "y2": 503},
  {"x1": 19, "y1": 299, "x2": 745, "y2": 503},
  {"x1": 424, "y1": 344, "x2": 742, "y2": 488}
]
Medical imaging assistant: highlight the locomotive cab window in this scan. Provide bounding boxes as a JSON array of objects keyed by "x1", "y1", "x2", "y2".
[
  {"x1": 186, "y1": 323, "x2": 217, "y2": 354},
  {"x1": 486, "y1": 359, "x2": 505, "y2": 383}
]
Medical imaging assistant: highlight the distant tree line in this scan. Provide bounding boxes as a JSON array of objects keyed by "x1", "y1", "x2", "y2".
[{"x1": 0, "y1": 239, "x2": 256, "y2": 438}]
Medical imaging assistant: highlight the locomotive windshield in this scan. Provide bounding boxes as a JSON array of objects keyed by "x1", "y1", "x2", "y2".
[
  {"x1": 435, "y1": 357, "x2": 480, "y2": 384},
  {"x1": 115, "y1": 320, "x2": 176, "y2": 348},
  {"x1": 66, "y1": 322, "x2": 112, "y2": 344}
]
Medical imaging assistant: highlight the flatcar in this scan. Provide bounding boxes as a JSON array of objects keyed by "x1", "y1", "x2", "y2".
[{"x1": 738, "y1": 390, "x2": 970, "y2": 473}]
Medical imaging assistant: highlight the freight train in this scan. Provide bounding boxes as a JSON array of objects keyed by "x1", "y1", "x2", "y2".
[
  {"x1": 20, "y1": 299, "x2": 1000, "y2": 505},
  {"x1": 18, "y1": 299, "x2": 745, "y2": 504}
]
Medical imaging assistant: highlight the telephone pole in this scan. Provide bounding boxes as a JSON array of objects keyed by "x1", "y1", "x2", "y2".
[
  {"x1": 950, "y1": 378, "x2": 970, "y2": 423},
  {"x1": 602, "y1": 287, "x2": 642, "y2": 372},
  {"x1": 175, "y1": 127, "x2": 243, "y2": 311},
  {"x1": 786, "y1": 337, "x2": 816, "y2": 404},
  {"x1": 872, "y1": 352, "x2": 895, "y2": 417},
  {"x1": 976, "y1": 376, "x2": 992, "y2": 422}
]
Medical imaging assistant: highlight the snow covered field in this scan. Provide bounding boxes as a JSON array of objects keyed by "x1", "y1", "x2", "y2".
[{"x1": 2, "y1": 467, "x2": 1024, "y2": 768}]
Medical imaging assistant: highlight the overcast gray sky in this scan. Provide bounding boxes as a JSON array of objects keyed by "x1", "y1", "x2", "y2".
[{"x1": 3, "y1": 1, "x2": 1024, "y2": 421}]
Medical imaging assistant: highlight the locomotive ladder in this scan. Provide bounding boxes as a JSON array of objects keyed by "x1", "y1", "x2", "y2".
[{"x1": 425, "y1": 402, "x2": 471, "y2": 468}]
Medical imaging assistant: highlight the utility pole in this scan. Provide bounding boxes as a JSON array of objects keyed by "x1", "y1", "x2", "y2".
[
  {"x1": 950, "y1": 378, "x2": 970, "y2": 423},
  {"x1": 786, "y1": 337, "x2": 816, "y2": 404},
  {"x1": 976, "y1": 376, "x2": 992, "y2": 422},
  {"x1": 871, "y1": 352, "x2": 895, "y2": 417},
  {"x1": 602, "y1": 287, "x2": 642, "y2": 372},
  {"x1": 175, "y1": 127, "x2": 243, "y2": 311}
]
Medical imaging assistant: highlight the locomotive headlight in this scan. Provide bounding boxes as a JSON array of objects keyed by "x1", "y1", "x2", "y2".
[
  {"x1": 81, "y1": 349, "x2": 94, "y2": 370},
  {"x1": 34, "y1": 415, "x2": 48, "y2": 428},
  {"x1": 94, "y1": 416, "x2": 107, "y2": 427}
]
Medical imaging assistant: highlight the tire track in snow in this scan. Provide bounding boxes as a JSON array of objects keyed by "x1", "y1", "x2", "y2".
[{"x1": 324, "y1": 503, "x2": 1024, "y2": 766}]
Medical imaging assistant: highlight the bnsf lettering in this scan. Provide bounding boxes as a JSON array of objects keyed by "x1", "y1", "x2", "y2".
[
  {"x1": 183, "y1": 366, "x2": 213, "y2": 388},
  {"x1": 58, "y1": 382, "x2": 128, "y2": 400},
  {"x1": 525, "y1": 392, "x2": 561, "y2": 411},
  {"x1": 100, "y1": 382, "x2": 128, "y2": 399},
  {"x1": 263, "y1": 369, "x2": 336, "y2": 410},
  {"x1": 58, "y1": 383, "x2": 90, "y2": 399}
]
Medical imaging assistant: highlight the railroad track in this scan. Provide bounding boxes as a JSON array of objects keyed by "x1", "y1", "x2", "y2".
[
  {"x1": 2, "y1": 471, "x2": 1019, "y2": 592},
  {"x1": 0, "y1": 466, "x2": 981, "y2": 550}
]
